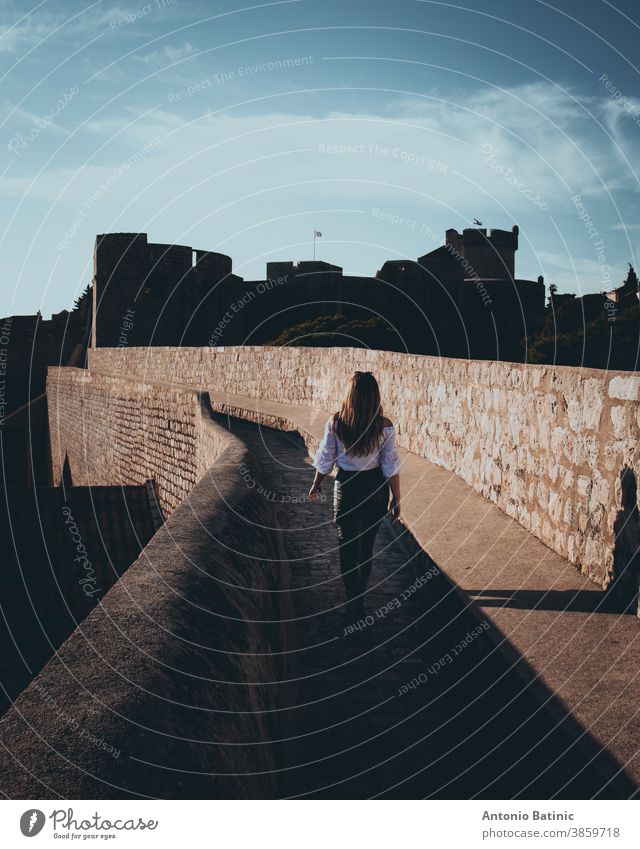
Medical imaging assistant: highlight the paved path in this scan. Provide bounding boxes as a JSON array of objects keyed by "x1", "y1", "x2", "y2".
[
  {"x1": 94, "y1": 370, "x2": 640, "y2": 796},
  {"x1": 200, "y1": 387, "x2": 640, "y2": 790},
  {"x1": 225, "y1": 416, "x2": 636, "y2": 799}
]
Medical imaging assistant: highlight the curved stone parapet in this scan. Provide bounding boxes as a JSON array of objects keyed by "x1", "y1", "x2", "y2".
[
  {"x1": 4, "y1": 350, "x2": 640, "y2": 797},
  {"x1": 86, "y1": 345, "x2": 640, "y2": 588},
  {"x1": 0, "y1": 402, "x2": 291, "y2": 799}
]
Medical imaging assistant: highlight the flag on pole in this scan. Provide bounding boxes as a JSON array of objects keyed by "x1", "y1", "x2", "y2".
[{"x1": 314, "y1": 229, "x2": 322, "y2": 237}]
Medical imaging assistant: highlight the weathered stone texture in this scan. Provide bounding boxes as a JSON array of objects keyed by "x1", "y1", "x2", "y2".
[
  {"x1": 86, "y1": 347, "x2": 640, "y2": 587},
  {"x1": 2, "y1": 406, "x2": 290, "y2": 798},
  {"x1": 47, "y1": 368, "x2": 231, "y2": 518}
]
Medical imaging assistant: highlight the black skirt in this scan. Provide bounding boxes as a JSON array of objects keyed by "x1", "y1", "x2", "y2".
[{"x1": 333, "y1": 466, "x2": 390, "y2": 528}]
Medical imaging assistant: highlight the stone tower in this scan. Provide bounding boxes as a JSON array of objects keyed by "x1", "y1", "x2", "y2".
[
  {"x1": 445, "y1": 225, "x2": 519, "y2": 280},
  {"x1": 91, "y1": 233, "x2": 239, "y2": 347}
]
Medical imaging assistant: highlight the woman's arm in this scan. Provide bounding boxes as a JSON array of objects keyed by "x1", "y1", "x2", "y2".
[
  {"x1": 387, "y1": 473, "x2": 401, "y2": 522},
  {"x1": 309, "y1": 417, "x2": 338, "y2": 501},
  {"x1": 380, "y1": 422, "x2": 401, "y2": 522},
  {"x1": 309, "y1": 469, "x2": 328, "y2": 501}
]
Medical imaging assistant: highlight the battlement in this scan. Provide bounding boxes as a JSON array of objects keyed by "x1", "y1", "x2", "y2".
[
  {"x1": 295, "y1": 260, "x2": 342, "y2": 276},
  {"x1": 445, "y1": 225, "x2": 519, "y2": 279},
  {"x1": 89, "y1": 225, "x2": 539, "y2": 352},
  {"x1": 93, "y1": 232, "x2": 148, "y2": 279},
  {"x1": 92, "y1": 233, "x2": 238, "y2": 347},
  {"x1": 194, "y1": 249, "x2": 233, "y2": 279},
  {"x1": 93, "y1": 233, "x2": 234, "y2": 281},
  {"x1": 265, "y1": 259, "x2": 343, "y2": 279},
  {"x1": 146, "y1": 242, "x2": 193, "y2": 278},
  {"x1": 446, "y1": 225, "x2": 519, "y2": 249}
]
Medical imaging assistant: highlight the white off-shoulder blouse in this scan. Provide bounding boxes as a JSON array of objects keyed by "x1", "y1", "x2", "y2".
[{"x1": 313, "y1": 416, "x2": 401, "y2": 477}]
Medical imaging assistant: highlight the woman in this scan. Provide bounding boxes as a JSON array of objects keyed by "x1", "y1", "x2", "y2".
[{"x1": 308, "y1": 371, "x2": 401, "y2": 622}]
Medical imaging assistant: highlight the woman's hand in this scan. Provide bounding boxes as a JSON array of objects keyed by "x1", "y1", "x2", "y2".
[
  {"x1": 309, "y1": 470, "x2": 327, "y2": 502},
  {"x1": 308, "y1": 483, "x2": 323, "y2": 502},
  {"x1": 387, "y1": 474, "x2": 401, "y2": 523}
]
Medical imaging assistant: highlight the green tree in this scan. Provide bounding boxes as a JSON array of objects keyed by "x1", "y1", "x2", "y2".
[
  {"x1": 267, "y1": 314, "x2": 406, "y2": 351},
  {"x1": 72, "y1": 283, "x2": 92, "y2": 314}
]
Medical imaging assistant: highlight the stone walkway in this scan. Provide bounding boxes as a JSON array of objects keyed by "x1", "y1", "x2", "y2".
[
  {"x1": 226, "y1": 417, "x2": 636, "y2": 799},
  {"x1": 92, "y1": 370, "x2": 640, "y2": 796}
]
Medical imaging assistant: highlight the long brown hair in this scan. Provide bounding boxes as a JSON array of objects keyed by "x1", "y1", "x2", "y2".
[{"x1": 332, "y1": 371, "x2": 386, "y2": 457}]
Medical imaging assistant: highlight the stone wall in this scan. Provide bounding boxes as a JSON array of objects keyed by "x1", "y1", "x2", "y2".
[
  {"x1": 0, "y1": 402, "x2": 292, "y2": 799},
  {"x1": 88, "y1": 346, "x2": 640, "y2": 588},
  {"x1": 48, "y1": 367, "x2": 231, "y2": 517}
]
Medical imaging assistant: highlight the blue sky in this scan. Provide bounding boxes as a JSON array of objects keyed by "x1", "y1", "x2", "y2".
[{"x1": 1, "y1": 0, "x2": 640, "y2": 315}]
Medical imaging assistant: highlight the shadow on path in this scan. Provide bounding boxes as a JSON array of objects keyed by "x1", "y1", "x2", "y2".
[
  {"x1": 466, "y1": 588, "x2": 638, "y2": 614},
  {"x1": 221, "y1": 415, "x2": 638, "y2": 800}
]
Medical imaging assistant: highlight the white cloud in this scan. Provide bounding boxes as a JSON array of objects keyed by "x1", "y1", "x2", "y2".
[
  {"x1": 536, "y1": 251, "x2": 630, "y2": 295},
  {"x1": 537, "y1": 251, "x2": 604, "y2": 276},
  {"x1": 8, "y1": 79, "x2": 636, "y2": 210},
  {"x1": 0, "y1": 3, "x2": 131, "y2": 54},
  {"x1": 2, "y1": 79, "x2": 638, "y2": 291},
  {"x1": 609, "y1": 221, "x2": 640, "y2": 232},
  {"x1": 132, "y1": 40, "x2": 197, "y2": 65},
  {"x1": 402, "y1": 81, "x2": 635, "y2": 197}
]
